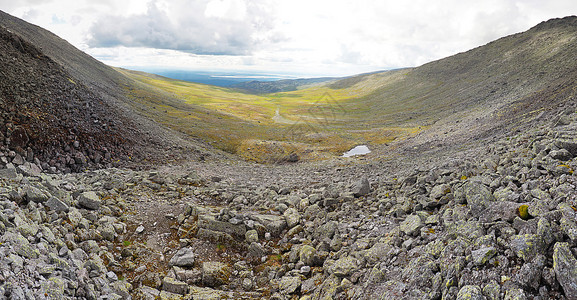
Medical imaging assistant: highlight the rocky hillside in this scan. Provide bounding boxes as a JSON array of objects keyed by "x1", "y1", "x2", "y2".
[
  {"x1": 0, "y1": 11, "x2": 212, "y2": 173},
  {"x1": 0, "y1": 26, "x2": 134, "y2": 172}
]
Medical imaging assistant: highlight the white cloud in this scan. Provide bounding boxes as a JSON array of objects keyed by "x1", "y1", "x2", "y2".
[
  {"x1": 2, "y1": 0, "x2": 577, "y2": 76},
  {"x1": 87, "y1": 0, "x2": 278, "y2": 55}
]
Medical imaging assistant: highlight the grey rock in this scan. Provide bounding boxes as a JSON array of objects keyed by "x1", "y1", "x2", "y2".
[
  {"x1": 106, "y1": 271, "x2": 119, "y2": 282},
  {"x1": 0, "y1": 168, "x2": 18, "y2": 179},
  {"x1": 514, "y1": 255, "x2": 545, "y2": 290},
  {"x1": 25, "y1": 185, "x2": 49, "y2": 203},
  {"x1": 77, "y1": 191, "x2": 101, "y2": 210},
  {"x1": 462, "y1": 182, "x2": 495, "y2": 216},
  {"x1": 550, "y1": 149, "x2": 573, "y2": 161},
  {"x1": 300, "y1": 245, "x2": 318, "y2": 266},
  {"x1": 251, "y1": 214, "x2": 286, "y2": 237},
  {"x1": 479, "y1": 201, "x2": 520, "y2": 223},
  {"x1": 555, "y1": 140, "x2": 577, "y2": 156},
  {"x1": 430, "y1": 184, "x2": 451, "y2": 199},
  {"x1": 245, "y1": 229, "x2": 258, "y2": 243},
  {"x1": 471, "y1": 247, "x2": 497, "y2": 266},
  {"x1": 400, "y1": 214, "x2": 423, "y2": 236},
  {"x1": 279, "y1": 276, "x2": 301, "y2": 294},
  {"x1": 136, "y1": 225, "x2": 145, "y2": 234},
  {"x1": 12, "y1": 153, "x2": 24, "y2": 165},
  {"x1": 504, "y1": 288, "x2": 527, "y2": 300},
  {"x1": 169, "y1": 247, "x2": 195, "y2": 267},
  {"x1": 45, "y1": 196, "x2": 69, "y2": 212},
  {"x1": 283, "y1": 207, "x2": 301, "y2": 228},
  {"x1": 162, "y1": 277, "x2": 189, "y2": 295},
  {"x1": 202, "y1": 261, "x2": 231, "y2": 287},
  {"x1": 314, "y1": 220, "x2": 338, "y2": 240},
  {"x1": 247, "y1": 242, "x2": 266, "y2": 258},
  {"x1": 136, "y1": 286, "x2": 161, "y2": 300},
  {"x1": 17, "y1": 163, "x2": 42, "y2": 177},
  {"x1": 329, "y1": 256, "x2": 358, "y2": 277},
  {"x1": 553, "y1": 242, "x2": 577, "y2": 297},
  {"x1": 352, "y1": 177, "x2": 371, "y2": 197},
  {"x1": 456, "y1": 285, "x2": 483, "y2": 300},
  {"x1": 378, "y1": 280, "x2": 407, "y2": 299}
]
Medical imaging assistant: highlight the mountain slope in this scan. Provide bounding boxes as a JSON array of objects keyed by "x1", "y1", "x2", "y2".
[
  {"x1": 328, "y1": 16, "x2": 577, "y2": 157},
  {"x1": 0, "y1": 10, "x2": 125, "y2": 96},
  {"x1": 0, "y1": 11, "x2": 209, "y2": 172}
]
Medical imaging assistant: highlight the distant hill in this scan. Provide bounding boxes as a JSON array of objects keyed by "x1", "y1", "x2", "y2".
[{"x1": 232, "y1": 77, "x2": 336, "y2": 94}]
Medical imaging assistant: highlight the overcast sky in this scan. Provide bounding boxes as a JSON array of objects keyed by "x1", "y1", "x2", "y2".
[{"x1": 2, "y1": 0, "x2": 576, "y2": 76}]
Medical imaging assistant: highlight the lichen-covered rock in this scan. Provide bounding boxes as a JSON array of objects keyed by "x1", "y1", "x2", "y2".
[
  {"x1": 456, "y1": 285, "x2": 483, "y2": 300},
  {"x1": 24, "y1": 185, "x2": 49, "y2": 203},
  {"x1": 312, "y1": 275, "x2": 340, "y2": 300},
  {"x1": 510, "y1": 234, "x2": 545, "y2": 262},
  {"x1": 299, "y1": 245, "x2": 318, "y2": 266},
  {"x1": 430, "y1": 184, "x2": 451, "y2": 199},
  {"x1": 202, "y1": 262, "x2": 231, "y2": 287},
  {"x1": 471, "y1": 247, "x2": 496, "y2": 266},
  {"x1": 482, "y1": 281, "x2": 500, "y2": 300},
  {"x1": 198, "y1": 215, "x2": 246, "y2": 239},
  {"x1": 504, "y1": 288, "x2": 528, "y2": 300},
  {"x1": 279, "y1": 276, "x2": 301, "y2": 294},
  {"x1": 77, "y1": 191, "x2": 101, "y2": 210},
  {"x1": 461, "y1": 182, "x2": 495, "y2": 216},
  {"x1": 245, "y1": 229, "x2": 258, "y2": 243},
  {"x1": 283, "y1": 207, "x2": 300, "y2": 228},
  {"x1": 162, "y1": 277, "x2": 189, "y2": 295},
  {"x1": 329, "y1": 256, "x2": 358, "y2": 277},
  {"x1": 400, "y1": 214, "x2": 423, "y2": 236},
  {"x1": 553, "y1": 242, "x2": 577, "y2": 297}
]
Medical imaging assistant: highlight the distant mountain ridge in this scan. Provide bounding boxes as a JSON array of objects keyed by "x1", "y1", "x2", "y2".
[{"x1": 232, "y1": 77, "x2": 336, "y2": 94}]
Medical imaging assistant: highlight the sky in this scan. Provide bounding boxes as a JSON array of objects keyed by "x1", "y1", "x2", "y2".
[{"x1": 1, "y1": 0, "x2": 577, "y2": 77}]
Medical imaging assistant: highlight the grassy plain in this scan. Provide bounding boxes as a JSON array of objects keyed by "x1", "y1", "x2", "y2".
[{"x1": 117, "y1": 68, "x2": 422, "y2": 162}]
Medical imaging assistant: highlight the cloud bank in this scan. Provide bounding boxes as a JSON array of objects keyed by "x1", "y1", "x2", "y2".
[
  {"x1": 3, "y1": 0, "x2": 577, "y2": 76},
  {"x1": 88, "y1": 0, "x2": 278, "y2": 55}
]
